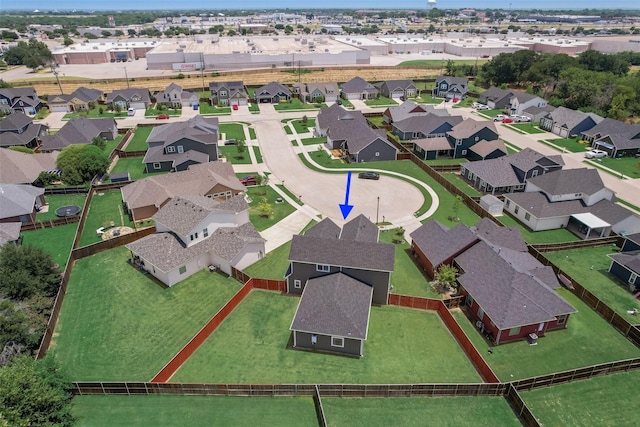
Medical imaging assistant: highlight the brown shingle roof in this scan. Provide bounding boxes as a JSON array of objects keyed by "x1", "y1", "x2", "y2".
[
  {"x1": 409, "y1": 221, "x2": 478, "y2": 268},
  {"x1": 0, "y1": 149, "x2": 58, "y2": 184}
]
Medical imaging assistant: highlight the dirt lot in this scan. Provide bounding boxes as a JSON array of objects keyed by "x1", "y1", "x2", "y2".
[{"x1": 11, "y1": 66, "x2": 441, "y2": 96}]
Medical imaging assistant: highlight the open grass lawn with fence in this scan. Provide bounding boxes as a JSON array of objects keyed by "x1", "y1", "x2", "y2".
[
  {"x1": 51, "y1": 247, "x2": 243, "y2": 381},
  {"x1": 71, "y1": 395, "x2": 318, "y2": 427},
  {"x1": 199, "y1": 103, "x2": 231, "y2": 115},
  {"x1": 78, "y1": 191, "x2": 135, "y2": 247},
  {"x1": 219, "y1": 123, "x2": 246, "y2": 141},
  {"x1": 291, "y1": 118, "x2": 315, "y2": 134},
  {"x1": 172, "y1": 290, "x2": 481, "y2": 384},
  {"x1": 450, "y1": 289, "x2": 640, "y2": 382},
  {"x1": 378, "y1": 229, "x2": 442, "y2": 299},
  {"x1": 591, "y1": 156, "x2": 640, "y2": 179},
  {"x1": 21, "y1": 223, "x2": 77, "y2": 269},
  {"x1": 544, "y1": 247, "x2": 640, "y2": 322},
  {"x1": 364, "y1": 96, "x2": 397, "y2": 107},
  {"x1": 521, "y1": 370, "x2": 640, "y2": 427},
  {"x1": 543, "y1": 137, "x2": 589, "y2": 153},
  {"x1": 497, "y1": 211, "x2": 580, "y2": 244},
  {"x1": 274, "y1": 99, "x2": 325, "y2": 111},
  {"x1": 124, "y1": 126, "x2": 153, "y2": 152},
  {"x1": 508, "y1": 123, "x2": 545, "y2": 134},
  {"x1": 322, "y1": 396, "x2": 520, "y2": 427},
  {"x1": 440, "y1": 173, "x2": 482, "y2": 197},
  {"x1": 246, "y1": 185, "x2": 296, "y2": 231},
  {"x1": 109, "y1": 157, "x2": 166, "y2": 181},
  {"x1": 38, "y1": 194, "x2": 87, "y2": 221}
]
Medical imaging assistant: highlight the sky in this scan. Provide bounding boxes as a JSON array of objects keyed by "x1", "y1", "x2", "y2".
[{"x1": 9, "y1": 1, "x2": 640, "y2": 11}]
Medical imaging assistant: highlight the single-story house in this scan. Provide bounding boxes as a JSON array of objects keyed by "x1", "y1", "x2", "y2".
[
  {"x1": 539, "y1": 106, "x2": 603, "y2": 138},
  {"x1": 209, "y1": 81, "x2": 248, "y2": 106},
  {"x1": 0, "y1": 149, "x2": 58, "y2": 185},
  {"x1": 292, "y1": 82, "x2": 340, "y2": 103},
  {"x1": 0, "y1": 222, "x2": 22, "y2": 246},
  {"x1": 432, "y1": 76, "x2": 468, "y2": 99},
  {"x1": 581, "y1": 118, "x2": 640, "y2": 158},
  {"x1": 316, "y1": 104, "x2": 365, "y2": 138},
  {"x1": 341, "y1": 77, "x2": 379, "y2": 100},
  {"x1": 254, "y1": 82, "x2": 292, "y2": 104},
  {"x1": 607, "y1": 233, "x2": 640, "y2": 292},
  {"x1": 0, "y1": 184, "x2": 45, "y2": 225},
  {"x1": 375, "y1": 79, "x2": 417, "y2": 99},
  {"x1": 47, "y1": 87, "x2": 102, "y2": 113},
  {"x1": 0, "y1": 112, "x2": 49, "y2": 149},
  {"x1": 383, "y1": 101, "x2": 448, "y2": 125},
  {"x1": 39, "y1": 117, "x2": 117, "y2": 152},
  {"x1": 392, "y1": 114, "x2": 463, "y2": 141},
  {"x1": 521, "y1": 105, "x2": 555, "y2": 123}
]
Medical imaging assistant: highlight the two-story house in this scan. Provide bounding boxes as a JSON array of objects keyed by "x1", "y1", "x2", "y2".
[
  {"x1": 341, "y1": 77, "x2": 379, "y2": 100},
  {"x1": 156, "y1": 83, "x2": 199, "y2": 109},
  {"x1": 432, "y1": 76, "x2": 468, "y2": 100},
  {"x1": 126, "y1": 194, "x2": 265, "y2": 287},
  {"x1": 504, "y1": 168, "x2": 640, "y2": 238},
  {"x1": 382, "y1": 100, "x2": 448, "y2": 125},
  {"x1": 47, "y1": 87, "x2": 102, "y2": 113},
  {"x1": 0, "y1": 112, "x2": 49, "y2": 149},
  {"x1": 509, "y1": 92, "x2": 547, "y2": 116},
  {"x1": 254, "y1": 81, "x2": 291, "y2": 103},
  {"x1": 459, "y1": 148, "x2": 564, "y2": 194},
  {"x1": 39, "y1": 117, "x2": 117, "y2": 152},
  {"x1": 287, "y1": 215, "x2": 395, "y2": 357},
  {"x1": 375, "y1": 79, "x2": 417, "y2": 99},
  {"x1": 446, "y1": 118, "x2": 505, "y2": 160},
  {"x1": 292, "y1": 82, "x2": 339, "y2": 103},
  {"x1": 143, "y1": 115, "x2": 219, "y2": 173},
  {"x1": 315, "y1": 104, "x2": 365, "y2": 137},
  {"x1": 539, "y1": 106, "x2": 603, "y2": 138},
  {"x1": 105, "y1": 88, "x2": 152, "y2": 110},
  {"x1": 209, "y1": 81, "x2": 249, "y2": 107},
  {"x1": 478, "y1": 87, "x2": 513, "y2": 110},
  {"x1": 581, "y1": 118, "x2": 640, "y2": 158},
  {"x1": 0, "y1": 88, "x2": 42, "y2": 115}
]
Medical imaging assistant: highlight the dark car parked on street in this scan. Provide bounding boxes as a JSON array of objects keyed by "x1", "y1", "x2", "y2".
[{"x1": 358, "y1": 172, "x2": 380, "y2": 180}]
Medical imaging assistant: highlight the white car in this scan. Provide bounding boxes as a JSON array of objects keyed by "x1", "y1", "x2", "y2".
[
  {"x1": 473, "y1": 103, "x2": 490, "y2": 110},
  {"x1": 493, "y1": 114, "x2": 508, "y2": 122},
  {"x1": 585, "y1": 149, "x2": 608, "y2": 159}
]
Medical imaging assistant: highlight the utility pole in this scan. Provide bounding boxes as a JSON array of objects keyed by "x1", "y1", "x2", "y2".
[
  {"x1": 51, "y1": 64, "x2": 63, "y2": 95},
  {"x1": 376, "y1": 196, "x2": 380, "y2": 224},
  {"x1": 124, "y1": 66, "x2": 130, "y2": 88},
  {"x1": 201, "y1": 52, "x2": 205, "y2": 94}
]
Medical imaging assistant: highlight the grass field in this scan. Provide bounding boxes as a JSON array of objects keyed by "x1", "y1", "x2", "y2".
[
  {"x1": 21, "y1": 223, "x2": 78, "y2": 269},
  {"x1": 124, "y1": 126, "x2": 153, "y2": 152},
  {"x1": 425, "y1": 157, "x2": 468, "y2": 165},
  {"x1": 51, "y1": 247, "x2": 243, "y2": 381},
  {"x1": 274, "y1": 99, "x2": 325, "y2": 111},
  {"x1": 440, "y1": 173, "x2": 483, "y2": 197},
  {"x1": 248, "y1": 128, "x2": 256, "y2": 140},
  {"x1": 291, "y1": 118, "x2": 315, "y2": 133},
  {"x1": 592, "y1": 156, "x2": 640, "y2": 179},
  {"x1": 199, "y1": 103, "x2": 231, "y2": 115},
  {"x1": 103, "y1": 135, "x2": 123, "y2": 157},
  {"x1": 543, "y1": 137, "x2": 590, "y2": 153},
  {"x1": 71, "y1": 395, "x2": 318, "y2": 427},
  {"x1": 219, "y1": 123, "x2": 246, "y2": 141},
  {"x1": 78, "y1": 191, "x2": 135, "y2": 247},
  {"x1": 451, "y1": 289, "x2": 640, "y2": 381},
  {"x1": 367, "y1": 116, "x2": 386, "y2": 127},
  {"x1": 521, "y1": 370, "x2": 640, "y2": 427},
  {"x1": 109, "y1": 157, "x2": 166, "y2": 181},
  {"x1": 364, "y1": 96, "x2": 397, "y2": 107},
  {"x1": 246, "y1": 185, "x2": 296, "y2": 231},
  {"x1": 172, "y1": 290, "x2": 481, "y2": 384},
  {"x1": 508, "y1": 123, "x2": 545, "y2": 134},
  {"x1": 248, "y1": 103, "x2": 260, "y2": 113},
  {"x1": 39, "y1": 194, "x2": 87, "y2": 221},
  {"x1": 544, "y1": 247, "x2": 640, "y2": 322},
  {"x1": 378, "y1": 229, "x2": 441, "y2": 298},
  {"x1": 144, "y1": 106, "x2": 181, "y2": 117},
  {"x1": 218, "y1": 146, "x2": 252, "y2": 164},
  {"x1": 323, "y1": 397, "x2": 520, "y2": 427},
  {"x1": 300, "y1": 137, "x2": 326, "y2": 145},
  {"x1": 497, "y1": 211, "x2": 580, "y2": 244}
]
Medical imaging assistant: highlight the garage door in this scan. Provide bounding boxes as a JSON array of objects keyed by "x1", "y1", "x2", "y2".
[
  {"x1": 50, "y1": 105, "x2": 69, "y2": 113},
  {"x1": 129, "y1": 102, "x2": 146, "y2": 110}
]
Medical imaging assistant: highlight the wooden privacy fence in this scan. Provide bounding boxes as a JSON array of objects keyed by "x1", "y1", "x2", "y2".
[
  {"x1": 528, "y1": 247, "x2": 640, "y2": 348},
  {"x1": 71, "y1": 227, "x2": 156, "y2": 260},
  {"x1": 114, "y1": 149, "x2": 146, "y2": 158},
  {"x1": 44, "y1": 186, "x2": 90, "y2": 195},
  {"x1": 503, "y1": 383, "x2": 541, "y2": 427},
  {"x1": 251, "y1": 278, "x2": 287, "y2": 292},
  {"x1": 313, "y1": 385, "x2": 327, "y2": 427},
  {"x1": 531, "y1": 236, "x2": 622, "y2": 253},
  {"x1": 21, "y1": 215, "x2": 80, "y2": 231}
]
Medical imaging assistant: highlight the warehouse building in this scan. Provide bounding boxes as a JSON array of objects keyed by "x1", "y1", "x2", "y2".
[{"x1": 52, "y1": 40, "x2": 159, "y2": 64}]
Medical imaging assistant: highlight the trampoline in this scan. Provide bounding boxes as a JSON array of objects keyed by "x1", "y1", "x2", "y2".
[{"x1": 55, "y1": 205, "x2": 81, "y2": 217}]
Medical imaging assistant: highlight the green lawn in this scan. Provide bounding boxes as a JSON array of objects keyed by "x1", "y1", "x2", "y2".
[
  {"x1": 323, "y1": 397, "x2": 520, "y2": 427},
  {"x1": 246, "y1": 185, "x2": 296, "y2": 231},
  {"x1": 543, "y1": 137, "x2": 590, "y2": 153},
  {"x1": 109, "y1": 157, "x2": 166, "y2": 181},
  {"x1": 34, "y1": 107, "x2": 50, "y2": 119},
  {"x1": 340, "y1": 98, "x2": 354, "y2": 109},
  {"x1": 63, "y1": 107, "x2": 128, "y2": 120},
  {"x1": 300, "y1": 137, "x2": 326, "y2": 145},
  {"x1": 72, "y1": 395, "x2": 317, "y2": 427},
  {"x1": 508, "y1": 122, "x2": 545, "y2": 134},
  {"x1": 21, "y1": 223, "x2": 78, "y2": 269},
  {"x1": 78, "y1": 191, "x2": 135, "y2": 247},
  {"x1": 103, "y1": 135, "x2": 123, "y2": 156},
  {"x1": 291, "y1": 118, "x2": 315, "y2": 133},
  {"x1": 398, "y1": 59, "x2": 490, "y2": 67},
  {"x1": 497, "y1": 211, "x2": 580, "y2": 244},
  {"x1": 441, "y1": 173, "x2": 483, "y2": 197},
  {"x1": 364, "y1": 96, "x2": 397, "y2": 107},
  {"x1": 521, "y1": 370, "x2": 640, "y2": 427},
  {"x1": 451, "y1": 289, "x2": 640, "y2": 382},
  {"x1": 144, "y1": 106, "x2": 181, "y2": 117},
  {"x1": 125, "y1": 126, "x2": 153, "y2": 152},
  {"x1": 366, "y1": 116, "x2": 386, "y2": 127},
  {"x1": 243, "y1": 239, "x2": 292, "y2": 280},
  {"x1": 172, "y1": 290, "x2": 482, "y2": 383},
  {"x1": 424, "y1": 157, "x2": 468, "y2": 166},
  {"x1": 593, "y1": 156, "x2": 640, "y2": 179},
  {"x1": 274, "y1": 99, "x2": 326, "y2": 111},
  {"x1": 544, "y1": 247, "x2": 640, "y2": 322},
  {"x1": 452, "y1": 97, "x2": 475, "y2": 108},
  {"x1": 248, "y1": 103, "x2": 260, "y2": 114},
  {"x1": 218, "y1": 146, "x2": 252, "y2": 164},
  {"x1": 379, "y1": 229, "x2": 442, "y2": 298},
  {"x1": 413, "y1": 94, "x2": 444, "y2": 104},
  {"x1": 276, "y1": 184, "x2": 303, "y2": 205},
  {"x1": 252, "y1": 146, "x2": 263, "y2": 163},
  {"x1": 478, "y1": 109, "x2": 506, "y2": 118},
  {"x1": 248, "y1": 128, "x2": 256, "y2": 140},
  {"x1": 39, "y1": 194, "x2": 87, "y2": 221},
  {"x1": 199, "y1": 103, "x2": 231, "y2": 115},
  {"x1": 52, "y1": 247, "x2": 243, "y2": 381},
  {"x1": 219, "y1": 123, "x2": 246, "y2": 141}
]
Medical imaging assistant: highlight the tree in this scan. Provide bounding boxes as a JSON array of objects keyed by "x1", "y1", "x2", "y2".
[
  {"x1": 0, "y1": 79, "x2": 12, "y2": 88},
  {"x1": 301, "y1": 115, "x2": 308, "y2": 125},
  {"x1": 451, "y1": 195, "x2": 462, "y2": 221},
  {"x1": 432, "y1": 264, "x2": 459, "y2": 294},
  {"x1": 127, "y1": 29, "x2": 137, "y2": 37},
  {"x1": 62, "y1": 37, "x2": 73, "y2": 46},
  {"x1": 101, "y1": 30, "x2": 112, "y2": 38},
  {"x1": 0, "y1": 356, "x2": 74, "y2": 426},
  {"x1": 235, "y1": 138, "x2": 246, "y2": 159},
  {"x1": 56, "y1": 144, "x2": 110, "y2": 185},
  {"x1": 91, "y1": 136, "x2": 106, "y2": 150},
  {"x1": 0, "y1": 244, "x2": 60, "y2": 300},
  {"x1": 257, "y1": 197, "x2": 272, "y2": 218},
  {"x1": 2, "y1": 39, "x2": 52, "y2": 70},
  {"x1": 114, "y1": 30, "x2": 124, "y2": 37},
  {"x1": 33, "y1": 171, "x2": 59, "y2": 187}
]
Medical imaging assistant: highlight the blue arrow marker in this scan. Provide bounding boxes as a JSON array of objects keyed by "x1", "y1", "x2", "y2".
[{"x1": 339, "y1": 171, "x2": 354, "y2": 220}]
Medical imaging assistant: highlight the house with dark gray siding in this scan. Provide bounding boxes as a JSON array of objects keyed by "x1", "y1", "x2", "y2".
[
  {"x1": 478, "y1": 87, "x2": 513, "y2": 110},
  {"x1": 446, "y1": 119, "x2": 504, "y2": 160},
  {"x1": 581, "y1": 118, "x2": 640, "y2": 158},
  {"x1": 539, "y1": 106, "x2": 603, "y2": 138},
  {"x1": 0, "y1": 88, "x2": 42, "y2": 114},
  {"x1": 432, "y1": 76, "x2": 468, "y2": 99},
  {"x1": 0, "y1": 112, "x2": 49, "y2": 149},
  {"x1": 287, "y1": 215, "x2": 394, "y2": 357},
  {"x1": 607, "y1": 233, "x2": 640, "y2": 293}
]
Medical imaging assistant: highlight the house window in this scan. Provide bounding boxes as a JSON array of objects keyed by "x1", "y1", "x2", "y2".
[
  {"x1": 557, "y1": 314, "x2": 567, "y2": 325},
  {"x1": 466, "y1": 295, "x2": 474, "y2": 307},
  {"x1": 294, "y1": 279, "x2": 301, "y2": 289},
  {"x1": 220, "y1": 91, "x2": 227, "y2": 97},
  {"x1": 203, "y1": 228, "x2": 208, "y2": 238},
  {"x1": 508, "y1": 327, "x2": 520, "y2": 336},
  {"x1": 375, "y1": 152, "x2": 380, "y2": 157},
  {"x1": 514, "y1": 206, "x2": 519, "y2": 214},
  {"x1": 166, "y1": 146, "x2": 176, "y2": 153},
  {"x1": 190, "y1": 234, "x2": 194, "y2": 241},
  {"x1": 456, "y1": 139, "x2": 462, "y2": 145},
  {"x1": 331, "y1": 337, "x2": 344, "y2": 348},
  {"x1": 629, "y1": 273, "x2": 637, "y2": 284},
  {"x1": 177, "y1": 146, "x2": 184, "y2": 153},
  {"x1": 179, "y1": 266, "x2": 187, "y2": 275},
  {"x1": 475, "y1": 136, "x2": 479, "y2": 142},
  {"x1": 505, "y1": 199, "x2": 510, "y2": 208},
  {"x1": 532, "y1": 170, "x2": 538, "y2": 177},
  {"x1": 461, "y1": 150, "x2": 467, "y2": 155},
  {"x1": 316, "y1": 264, "x2": 330, "y2": 272},
  {"x1": 153, "y1": 163, "x2": 161, "y2": 170},
  {"x1": 525, "y1": 213, "x2": 531, "y2": 221},
  {"x1": 194, "y1": 232, "x2": 198, "y2": 239},
  {"x1": 477, "y1": 307, "x2": 484, "y2": 320}
]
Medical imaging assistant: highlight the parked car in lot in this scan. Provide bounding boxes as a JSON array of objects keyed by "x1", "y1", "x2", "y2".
[
  {"x1": 240, "y1": 175, "x2": 257, "y2": 186},
  {"x1": 155, "y1": 114, "x2": 170, "y2": 120},
  {"x1": 493, "y1": 114, "x2": 508, "y2": 122},
  {"x1": 358, "y1": 172, "x2": 380, "y2": 180},
  {"x1": 585, "y1": 149, "x2": 608, "y2": 159}
]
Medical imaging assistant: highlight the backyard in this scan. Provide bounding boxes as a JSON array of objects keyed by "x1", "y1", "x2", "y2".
[
  {"x1": 124, "y1": 126, "x2": 154, "y2": 152},
  {"x1": 38, "y1": 194, "x2": 87, "y2": 221},
  {"x1": 323, "y1": 397, "x2": 520, "y2": 427},
  {"x1": 246, "y1": 185, "x2": 296, "y2": 231},
  {"x1": 171, "y1": 290, "x2": 482, "y2": 384},
  {"x1": 497, "y1": 211, "x2": 580, "y2": 244},
  {"x1": 78, "y1": 191, "x2": 135, "y2": 247},
  {"x1": 109, "y1": 157, "x2": 165, "y2": 181},
  {"x1": 51, "y1": 247, "x2": 243, "y2": 381},
  {"x1": 71, "y1": 395, "x2": 317, "y2": 427},
  {"x1": 440, "y1": 173, "x2": 483, "y2": 197},
  {"x1": 543, "y1": 246, "x2": 640, "y2": 322},
  {"x1": 521, "y1": 370, "x2": 640, "y2": 427},
  {"x1": 450, "y1": 289, "x2": 640, "y2": 381},
  {"x1": 21, "y1": 223, "x2": 78, "y2": 269}
]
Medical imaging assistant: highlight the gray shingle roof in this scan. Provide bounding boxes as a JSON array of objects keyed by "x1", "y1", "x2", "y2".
[
  {"x1": 0, "y1": 111, "x2": 32, "y2": 131},
  {"x1": 447, "y1": 118, "x2": 498, "y2": 139},
  {"x1": 523, "y1": 105, "x2": 555, "y2": 115},
  {"x1": 609, "y1": 251, "x2": 640, "y2": 275},
  {"x1": 105, "y1": 88, "x2": 151, "y2": 103},
  {"x1": 393, "y1": 114, "x2": 463, "y2": 136},
  {"x1": 48, "y1": 87, "x2": 101, "y2": 105},
  {"x1": 342, "y1": 77, "x2": 378, "y2": 94},
  {"x1": 304, "y1": 218, "x2": 341, "y2": 239},
  {"x1": 409, "y1": 220, "x2": 478, "y2": 267},
  {"x1": 317, "y1": 104, "x2": 365, "y2": 133},
  {"x1": 543, "y1": 106, "x2": 603, "y2": 131},
  {"x1": 527, "y1": 168, "x2": 605, "y2": 197},
  {"x1": 0, "y1": 121, "x2": 47, "y2": 148},
  {"x1": 0, "y1": 222, "x2": 21, "y2": 246},
  {"x1": 340, "y1": 214, "x2": 379, "y2": 243},
  {"x1": 384, "y1": 101, "x2": 449, "y2": 123},
  {"x1": 255, "y1": 81, "x2": 291, "y2": 97},
  {"x1": 468, "y1": 139, "x2": 507, "y2": 158},
  {"x1": 582, "y1": 118, "x2": 640, "y2": 151},
  {"x1": 471, "y1": 217, "x2": 528, "y2": 252},
  {"x1": 0, "y1": 149, "x2": 58, "y2": 184},
  {"x1": 40, "y1": 117, "x2": 116, "y2": 151},
  {"x1": 290, "y1": 272, "x2": 372, "y2": 339},
  {"x1": 0, "y1": 184, "x2": 44, "y2": 219},
  {"x1": 480, "y1": 87, "x2": 513, "y2": 103},
  {"x1": 506, "y1": 192, "x2": 585, "y2": 218}
]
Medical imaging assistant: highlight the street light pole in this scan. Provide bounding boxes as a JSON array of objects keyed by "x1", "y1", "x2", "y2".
[{"x1": 376, "y1": 196, "x2": 380, "y2": 224}]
